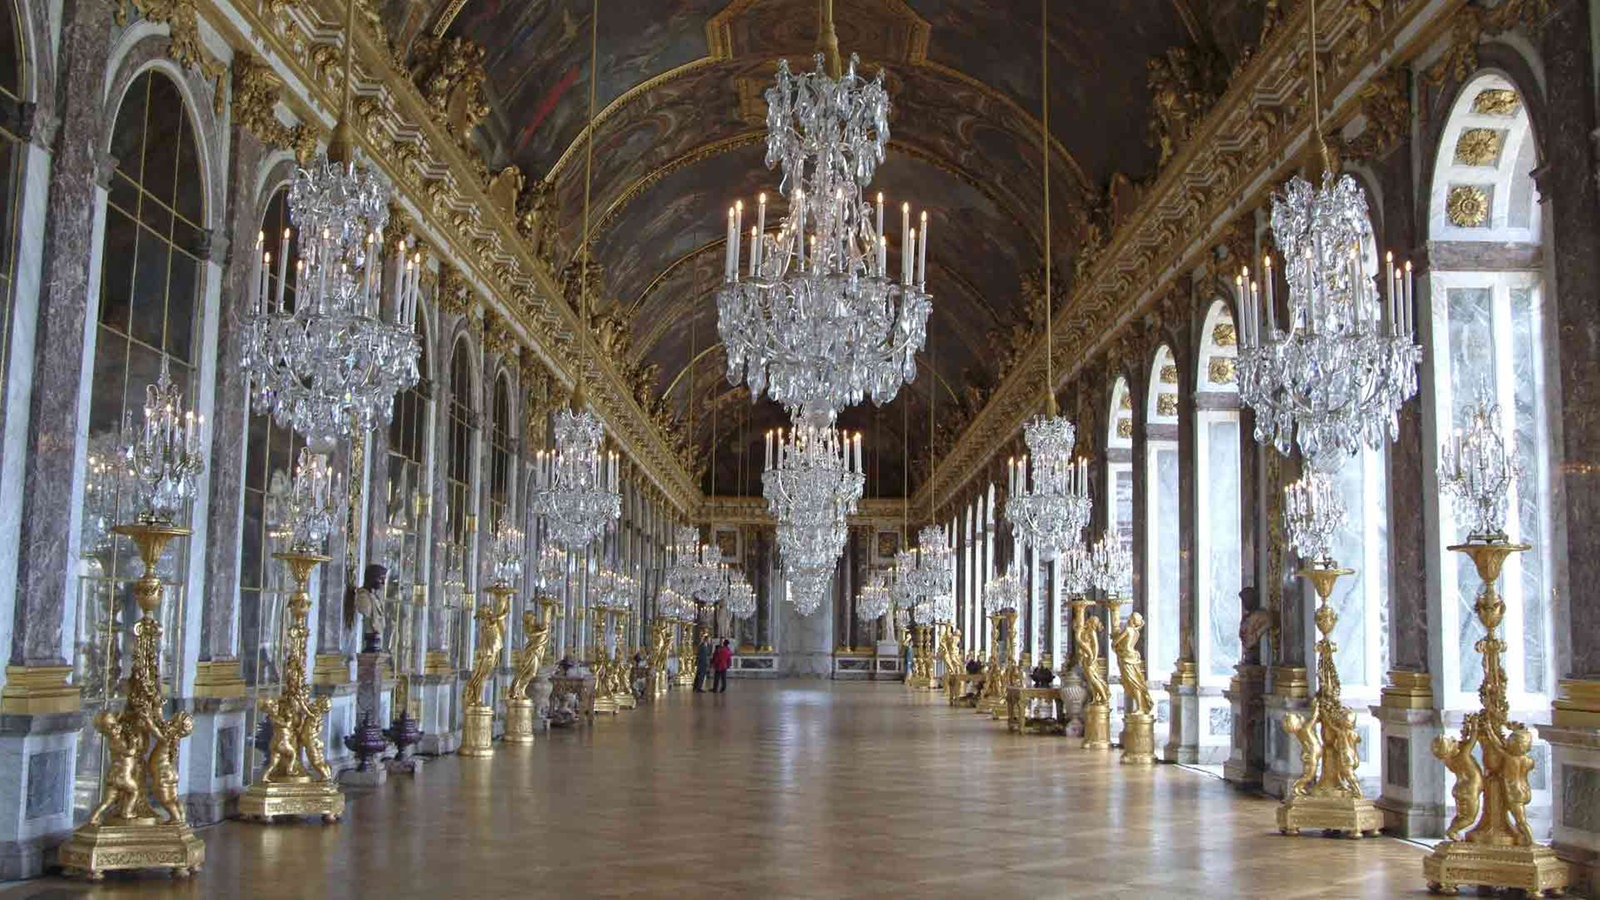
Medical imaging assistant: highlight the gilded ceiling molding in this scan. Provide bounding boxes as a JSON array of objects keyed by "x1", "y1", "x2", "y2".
[
  {"x1": 117, "y1": 0, "x2": 226, "y2": 110},
  {"x1": 1424, "y1": 0, "x2": 1549, "y2": 87},
  {"x1": 231, "y1": 53, "x2": 319, "y2": 161},
  {"x1": 1337, "y1": 67, "x2": 1410, "y2": 162},
  {"x1": 192, "y1": 0, "x2": 700, "y2": 514},
  {"x1": 914, "y1": 0, "x2": 1467, "y2": 516}
]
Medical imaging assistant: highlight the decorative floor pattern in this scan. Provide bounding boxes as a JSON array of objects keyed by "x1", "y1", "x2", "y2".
[{"x1": 4, "y1": 681, "x2": 1431, "y2": 898}]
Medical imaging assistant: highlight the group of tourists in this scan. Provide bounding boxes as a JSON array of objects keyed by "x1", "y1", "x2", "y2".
[{"x1": 693, "y1": 636, "x2": 734, "y2": 693}]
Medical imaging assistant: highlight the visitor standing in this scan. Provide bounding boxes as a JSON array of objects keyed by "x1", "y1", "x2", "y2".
[
  {"x1": 712, "y1": 639, "x2": 734, "y2": 693},
  {"x1": 693, "y1": 635, "x2": 712, "y2": 692}
]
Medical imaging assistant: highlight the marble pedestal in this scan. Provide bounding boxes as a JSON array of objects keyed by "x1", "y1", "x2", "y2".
[
  {"x1": 1223, "y1": 665, "x2": 1267, "y2": 789},
  {"x1": 353, "y1": 653, "x2": 392, "y2": 728},
  {"x1": 1262, "y1": 690, "x2": 1312, "y2": 799},
  {"x1": 415, "y1": 673, "x2": 461, "y2": 756},
  {"x1": 1163, "y1": 678, "x2": 1200, "y2": 764},
  {"x1": 1368, "y1": 704, "x2": 1446, "y2": 837},
  {"x1": 184, "y1": 697, "x2": 248, "y2": 825},
  {"x1": 0, "y1": 710, "x2": 81, "y2": 879},
  {"x1": 1542, "y1": 721, "x2": 1600, "y2": 895}
]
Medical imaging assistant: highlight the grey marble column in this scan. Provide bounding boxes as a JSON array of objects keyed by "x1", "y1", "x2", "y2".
[
  {"x1": 316, "y1": 441, "x2": 352, "y2": 656},
  {"x1": 426, "y1": 383, "x2": 451, "y2": 654},
  {"x1": 198, "y1": 126, "x2": 267, "y2": 665},
  {"x1": 8, "y1": 0, "x2": 115, "y2": 668}
]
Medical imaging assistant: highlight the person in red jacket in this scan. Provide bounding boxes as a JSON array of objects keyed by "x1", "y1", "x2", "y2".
[{"x1": 711, "y1": 639, "x2": 734, "y2": 693}]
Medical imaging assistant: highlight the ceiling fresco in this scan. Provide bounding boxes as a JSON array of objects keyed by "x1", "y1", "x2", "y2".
[{"x1": 378, "y1": 0, "x2": 1261, "y2": 494}]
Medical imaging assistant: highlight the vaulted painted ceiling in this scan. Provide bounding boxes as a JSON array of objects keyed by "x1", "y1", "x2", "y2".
[{"x1": 376, "y1": 0, "x2": 1264, "y2": 494}]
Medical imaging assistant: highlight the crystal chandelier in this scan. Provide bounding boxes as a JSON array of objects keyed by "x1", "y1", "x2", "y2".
[
  {"x1": 786, "y1": 564, "x2": 832, "y2": 617},
  {"x1": 856, "y1": 569, "x2": 892, "y2": 621},
  {"x1": 715, "y1": 3, "x2": 931, "y2": 426},
  {"x1": 486, "y1": 518, "x2": 524, "y2": 587},
  {"x1": 1005, "y1": 423, "x2": 1090, "y2": 560},
  {"x1": 1234, "y1": 12, "x2": 1420, "y2": 474},
  {"x1": 1087, "y1": 533, "x2": 1132, "y2": 598},
  {"x1": 690, "y1": 543, "x2": 728, "y2": 605},
  {"x1": 283, "y1": 449, "x2": 339, "y2": 553},
  {"x1": 1002, "y1": 25, "x2": 1090, "y2": 562},
  {"x1": 1283, "y1": 471, "x2": 1345, "y2": 567},
  {"x1": 763, "y1": 424, "x2": 865, "y2": 573},
  {"x1": 909, "y1": 524, "x2": 955, "y2": 622},
  {"x1": 983, "y1": 566, "x2": 1024, "y2": 614},
  {"x1": 888, "y1": 548, "x2": 917, "y2": 617},
  {"x1": 531, "y1": 399, "x2": 621, "y2": 549},
  {"x1": 241, "y1": 0, "x2": 420, "y2": 453},
  {"x1": 724, "y1": 573, "x2": 757, "y2": 620},
  {"x1": 121, "y1": 356, "x2": 206, "y2": 525},
  {"x1": 1059, "y1": 542, "x2": 1093, "y2": 598},
  {"x1": 533, "y1": 544, "x2": 568, "y2": 593},
  {"x1": 663, "y1": 525, "x2": 702, "y2": 597},
  {"x1": 1439, "y1": 395, "x2": 1520, "y2": 543}
]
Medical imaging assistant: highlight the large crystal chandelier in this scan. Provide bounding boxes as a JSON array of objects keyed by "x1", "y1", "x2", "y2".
[
  {"x1": 724, "y1": 573, "x2": 757, "y2": 620},
  {"x1": 1234, "y1": 3, "x2": 1420, "y2": 474},
  {"x1": 716, "y1": 2, "x2": 931, "y2": 426},
  {"x1": 122, "y1": 357, "x2": 206, "y2": 525},
  {"x1": 856, "y1": 569, "x2": 892, "y2": 621},
  {"x1": 1439, "y1": 395, "x2": 1520, "y2": 543},
  {"x1": 1002, "y1": 26, "x2": 1090, "y2": 561},
  {"x1": 486, "y1": 518, "x2": 524, "y2": 587},
  {"x1": 241, "y1": 0, "x2": 420, "y2": 453},
  {"x1": 663, "y1": 525, "x2": 702, "y2": 597},
  {"x1": 531, "y1": 397, "x2": 621, "y2": 549},
  {"x1": 786, "y1": 565, "x2": 832, "y2": 617},
  {"x1": 764, "y1": 424, "x2": 864, "y2": 572},
  {"x1": 908, "y1": 524, "x2": 955, "y2": 622},
  {"x1": 888, "y1": 547, "x2": 917, "y2": 618},
  {"x1": 690, "y1": 543, "x2": 728, "y2": 605},
  {"x1": 1283, "y1": 471, "x2": 1345, "y2": 567}
]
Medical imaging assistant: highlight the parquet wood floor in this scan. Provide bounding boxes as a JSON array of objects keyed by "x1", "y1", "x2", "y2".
[{"x1": 4, "y1": 681, "x2": 1432, "y2": 898}]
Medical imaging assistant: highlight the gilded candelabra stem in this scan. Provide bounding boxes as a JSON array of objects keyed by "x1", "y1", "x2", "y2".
[
  {"x1": 1071, "y1": 599, "x2": 1108, "y2": 706},
  {"x1": 61, "y1": 523, "x2": 205, "y2": 880},
  {"x1": 509, "y1": 595, "x2": 557, "y2": 701},
  {"x1": 465, "y1": 583, "x2": 512, "y2": 708},
  {"x1": 1424, "y1": 540, "x2": 1567, "y2": 894},
  {"x1": 1106, "y1": 599, "x2": 1152, "y2": 716}
]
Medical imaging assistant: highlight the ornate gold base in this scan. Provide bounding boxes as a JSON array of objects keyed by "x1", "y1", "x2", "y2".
[
  {"x1": 1082, "y1": 703, "x2": 1111, "y2": 750},
  {"x1": 1120, "y1": 712, "x2": 1156, "y2": 765},
  {"x1": 906, "y1": 674, "x2": 940, "y2": 690},
  {"x1": 1276, "y1": 792, "x2": 1384, "y2": 837},
  {"x1": 460, "y1": 704, "x2": 494, "y2": 757},
  {"x1": 976, "y1": 694, "x2": 1004, "y2": 717},
  {"x1": 237, "y1": 778, "x2": 345, "y2": 822},
  {"x1": 592, "y1": 693, "x2": 619, "y2": 715},
  {"x1": 503, "y1": 698, "x2": 535, "y2": 745},
  {"x1": 673, "y1": 671, "x2": 695, "y2": 688},
  {"x1": 1423, "y1": 840, "x2": 1569, "y2": 896},
  {"x1": 57, "y1": 822, "x2": 205, "y2": 880},
  {"x1": 612, "y1": 691, "x2": 636, "y2": 710}
]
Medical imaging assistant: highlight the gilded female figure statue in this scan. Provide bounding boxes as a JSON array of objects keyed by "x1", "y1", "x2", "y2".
[
  {"x1": 510, "y1": 610, "x2": 553, "y2": 699},
  {"x1": 465, "y1": 593, "x2": 509, "y2": 706},
  {"x1": 1113, "y1": 612, "x2": 1153, "y2": 715},
  {"x1": 1076, "y1": 614, "x2": 1109, "y2": 706}
]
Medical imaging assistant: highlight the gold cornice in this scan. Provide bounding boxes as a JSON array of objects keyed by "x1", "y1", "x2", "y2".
[
  {"x1": 702, "y1": 496, "x2": 913, "y2": 528},
  {"x1": 198, "y1": 0, "x2": 699, "y2": 515},
  {"x1": 913, "y1": 0, "x2": 1468, "y2": 516}
]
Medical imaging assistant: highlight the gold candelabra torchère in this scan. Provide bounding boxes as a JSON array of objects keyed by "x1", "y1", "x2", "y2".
[
  {"x1": 237, "y1": 549, "x2": 346, "y2": 823},
  {"x1": 646, "y1": 618, "x2": 672, "y2": 699},
  {"x1": 1071, "y1": 598, "x2": 1111, "y2": 750},
  {"x1": 504, "y1": 594, "x2": 558, "y2": 745},
  {"x1": 589, "y1": 608, "x2": 619, "y2": 714},
  {"x1": 905, "y1": 623, "x2": 940, "y2": 690},
  {"x1": 460, "y1": 583, "x2": 511, "y2": 757},
  {"x1": 611, "y1": 610, "x2": 638, "y2": 710},
  {"x1": 59, "y1": 523, "x2": 206, "y2": 880},
  {"x1": 1276, "y1": 560, "x2": 1383, "y2": 838},
  {"x1": 1423, "y1": 540, "x2": 1568, "y2": 895},
  {"x1": 1104, "y1": 596, "x2": 1155, "y2": 765},
  {"x1": 673, "y1": 617, "x2": 696, "y2": 688},
  {"x1": 977, "y1": 609, "x2": 1020, "y2": 717}
]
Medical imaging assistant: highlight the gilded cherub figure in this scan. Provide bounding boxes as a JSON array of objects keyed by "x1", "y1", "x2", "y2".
[
  {"x1": 88, "y1": 712, "x2": 144, "y2": 825},
  {"x1": 147, "y1": 711, "x2": 192, "y2": 825},
  {"x1": 300, "y1": 697, "x2": 333, "y2": 782},
  {"x1": 1433, "y1": 733, "x2": 1483, "y2": 841},
  {"x1": 1284, "y1": 702, "x2": 1323, "y2": 798}
]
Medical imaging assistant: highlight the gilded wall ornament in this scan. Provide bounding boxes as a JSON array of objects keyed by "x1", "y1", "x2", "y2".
[
  {"x1": 1213, "y1": 322, "x2": 1237, "y2": 347},
  {"x1": 1426, "y1": 0, "x2": 1550, "y2": 87},
  {"x1": 484, "y1": 316, "x2": 518, "y2": 360},
  {"x1": 1145, "y1": 45, "x2": 1229, "y2": 169},
  {"x1": 1159, "y1": 363, "x2": 1178, "y2": 385},
  {"x1": 1447, "y1": 185, "x2": 1491, "y2": 227},
  {"x1": 1472, "y1": 88, "x2": 1522, "y2": 116},
  {"x1": 1116, "y1": 418, "x2": 1133, "y2": 439},
  {"x1": 1454, "y1": 128, "x2": 1504, "y2": 166},
  {"x1": 117, "y1": 0, "x2": 225, "y2": 109},
  {"x1": 410, "y1": 36, "x2": 490, "y2": 146},
  {"x1": 1338, "y1": 69, "x2": 1409, "y2": 162},
  {"x1": 436, "y1": 265, "x2": 475, "y2": 318},
  {"x1": 1208, "y1": 356, "x2": 1237, "y2": 385},
  {"x1": 232, "y1": 56, "x2": 320, "y2": 162},
  {"x1": 1157, "y1": 393, "x2": 1178, "y2": 417}
]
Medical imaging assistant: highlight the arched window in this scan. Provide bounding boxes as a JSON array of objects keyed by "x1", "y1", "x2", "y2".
[
  {"x1": 1195, "y1": 303, "x2": 1242, "y2": 683},
  {"x1": 74, "y1": 69, "x2": 205, "y2": 824},
  {"x1": 1427, "y1": 75, "x2": 1554, "y2": 710},
  {"x1": 0, "y1": 0, "x2": 25, "y2": 402},
  {"x1": 383, "y1": 311, "x2": 431, "y2": 676},
  {"x1": 444, "y1": 338, "x2": 477, "y2": 667},
  {"x1": 1144, "y1": 347, "x2": 1180, "y2": 684},
  {"x1": 1106, "y1": 376, "x2": 1134, "y2": 545},
  {"x1": 488, "y1": 373, "x2": 513, "y2": 529},
  {"x1": 239, "y1": 189, "x2": 302, "y2": 688}
]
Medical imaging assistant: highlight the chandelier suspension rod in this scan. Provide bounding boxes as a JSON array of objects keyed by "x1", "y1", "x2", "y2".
[
  {"x1": 1041, "y1": 0, "x2": 1055, "y2": 417},
  {"x1": 927, "y1": 333, "x2": 934, "y2": 526},
  {"x1": 1307, "y1": 0, "x2": 1331, "y2": 174},
  {"x1": 579, "y1": 0, "x2": 600, "y2": 321},
  {"x1": 819, "y1": 0, "x2": 842, "y2": 79}
]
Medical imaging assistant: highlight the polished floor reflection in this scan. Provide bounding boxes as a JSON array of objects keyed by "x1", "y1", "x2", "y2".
[{"x1": 4, "y1": 681, "x2": 1430, "y2": 898}]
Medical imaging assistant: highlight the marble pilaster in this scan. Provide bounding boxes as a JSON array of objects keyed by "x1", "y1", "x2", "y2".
[{"x1": 8, "y1": 0, "x2": 116, "y2": 671}]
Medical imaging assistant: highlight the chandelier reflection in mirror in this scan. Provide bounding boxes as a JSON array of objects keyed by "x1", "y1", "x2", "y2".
[
  {"x1": 1235, "y1": 173, "x2": 1421, "y2": 473},
  {"x1": 531, "y1": 402, "x2": 621, "y2": 549},
  {"x1": 717, "y1": 52, "x2": 932, "y2": 426},
  {"x1": 724, "y1": 573, "x2": 757, "y2": 620},
  {"x1": 242, "y1": 159, "x2": 423, "y2": 452},
  {"x1": 663, "y1": 525, "x2": 702, "y2": 597},
  {"x1": 121, "y1": 356, "x2": 206, "y2": 525},
  {"x1": 909, "y1": 524, "x2": 954, "y2": 622},
  {"x1": 486, "y1": 519, "x2": 525, "y2": 587},
  {"x1": 1439, "y1": 395, "x2": 1521, "y2": 544},
  {"x1": 691, "y1": 543, "x2": 728, "y2": 606},
  {"x1": 1283, "y1": 471, "x2": 1345, "y2": 568},
  {"x1": 785, "y1": 564, "x2": 832, "y2": 617},
  {"x1": 1005, "y1": 421, "x2": 1091, "y2": 560}
]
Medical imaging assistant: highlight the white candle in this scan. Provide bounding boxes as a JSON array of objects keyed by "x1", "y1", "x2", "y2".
[
  {"x1": 918, "y1": 211, "x2": 929, "y2": 288},
  {"x1": 725, "y1": 207, "x2": 735, "y2": 281},
  {"x1": 275, "y1": 228, "x2": 291, "y2": 312},
  {"x1": 756, "y1": 193, "x2": 767, "y2": 271}
]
